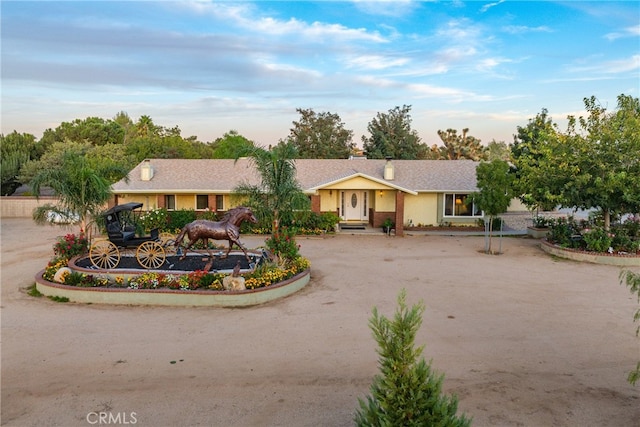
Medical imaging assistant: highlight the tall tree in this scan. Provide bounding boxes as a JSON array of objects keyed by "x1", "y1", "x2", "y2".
[
  {"x1": 287, "y1": 108, "x2": 355, "y2": 158},
  {"x1": 486, "y1": 139, "x2": 512, "y2": 162},
  {"x1": 30, "y1": 151, "x2": 129, "y2": 234},
  {"x1": 0, "y1": 131, "x2": 41, "y2": 195},
  {"x1": 470, "y1": 159, "x2": 515, "y2": 254},
  {"x1": 233, "y1": 142, "x2": 310, "y2": 232},
  {"x1": 560, "y1": 95, "x2": 640, "y2": 229},
  {"x1": 362, "y1": 105, "x2": 426, "y2": 159},
  {"x1": 211, "y1": 130, "x2": 255, "y2": 159},
  {"x1": 436, "y1": 128, "x2": 487, "y2": 160},
  {"x1": 40, "y1": 117, "x2": 125, "y2": 146},
  {"x1": 511, "y1": 108, "x2": 561, "y2": 212}
]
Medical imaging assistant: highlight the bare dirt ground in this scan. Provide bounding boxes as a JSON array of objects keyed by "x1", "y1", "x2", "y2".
[{"x1": 1, "y1": 218, "x2": 638, "y2": 427}]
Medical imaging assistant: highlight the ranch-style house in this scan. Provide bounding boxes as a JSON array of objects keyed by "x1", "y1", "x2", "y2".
[{"x1": 111, "y1": 158, "x2": 503, "y2": 236}]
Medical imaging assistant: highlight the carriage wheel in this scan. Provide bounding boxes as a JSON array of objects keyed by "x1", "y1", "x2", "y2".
[
  {"x1": 89, "y1": 240, "x2": 120, "y2": 269},
  {"x1": 136, "y1": 241, "x2": 166, "y2": 269}
]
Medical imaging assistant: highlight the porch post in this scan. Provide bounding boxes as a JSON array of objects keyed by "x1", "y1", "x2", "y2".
[{"x1": 395, "y1": 191, "x2": 405, "y2": 236}]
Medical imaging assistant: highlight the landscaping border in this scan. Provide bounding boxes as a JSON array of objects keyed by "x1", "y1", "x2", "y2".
[
  {"x1": 540, "y1": 240, "x2": 640, "y2": 266},
  {"x1": 35, "y1": 268, "x2": 311, "y2": 307}
]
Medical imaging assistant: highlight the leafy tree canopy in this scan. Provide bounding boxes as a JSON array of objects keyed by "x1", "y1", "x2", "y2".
[
  {"x1": 0, "y1": 131, "x2": 40, "y2": 195},
  {"x1": 211, "y1": 130, "x2": 256, "y2": 159},
  {"x1": 233, "y1": 142, "x2": 310, "y2": 232},
  {"x1": 362, "y1": 105, "x2": 427, "y2": 159},
  {"x1": 287, "y1": 108, "x2": 356, "y2": 158}
]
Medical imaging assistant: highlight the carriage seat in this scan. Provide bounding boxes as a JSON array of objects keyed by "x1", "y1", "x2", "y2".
[{"x1": 107, "y1": 223, "x2": 135, "y2": 242}]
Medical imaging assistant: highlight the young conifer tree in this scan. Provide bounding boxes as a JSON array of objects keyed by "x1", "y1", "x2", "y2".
[{"x1": 355, "y1": 290, "x2": 471, "y2": 427}]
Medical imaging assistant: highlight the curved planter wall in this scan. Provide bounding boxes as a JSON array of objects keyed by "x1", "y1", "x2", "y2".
[
  {"x1": 540, "y1": 240, "x2": 640, "y2": 266},
  {"x1": 35, "y1": 269, "x2": 310, "y2": 307}
]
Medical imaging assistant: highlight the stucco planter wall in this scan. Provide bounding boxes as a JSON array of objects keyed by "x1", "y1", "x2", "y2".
[
  {"x1": 527, "y1": 227, "x2": 550, "y2": 239},
  {"x1": 35, "y1": 269, "x2": 310, "y2": 307},
  {"x1": 540, "y1": 240, "x2": 640, "y2": 266}
]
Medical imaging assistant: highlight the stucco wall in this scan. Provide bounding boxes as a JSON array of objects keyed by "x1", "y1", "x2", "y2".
[
  {"x1": 403, "y1": 193, "x2": 439, "y2": 227},
  {"x1": 1, "y1": 196, "x2": 59, "y2": 218}
]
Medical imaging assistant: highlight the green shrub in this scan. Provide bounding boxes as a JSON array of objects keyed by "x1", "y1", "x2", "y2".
[
  {"x1": 583, "y1": 228, "x2": 613, "y2": 252},
  {"x1": 265, "y1": 226, "x2": 300, "y2": 261},
  {"x1": 140, "y1": 208, "x2": 168, "y2": 232},
  {"x1": 355, "y1": 290, "x2": 471, "y2": 427},
  {"x1": 167, "y1": 209, "x2": 197, "y2": 231}
]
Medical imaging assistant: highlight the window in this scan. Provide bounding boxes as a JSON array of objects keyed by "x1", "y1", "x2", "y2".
[
  {"x1": 164, "y1": 195, "x2": 175, "y2": 210},
  {"x1": 444, "y1": 193, "x2": 481, "y2": 217},
  {"x1": 196, "y1": 194, "x2": 208, "y2": 210},
  {"x1": 215, "y1": 195, "x2": 224, "y2": 211}
]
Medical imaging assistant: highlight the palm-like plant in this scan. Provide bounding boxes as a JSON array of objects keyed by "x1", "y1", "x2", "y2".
[
  {"x1": 30, "y1": 151, "x2": 129, "y2": 235},
  {"x1": 234, "y1": 142, "x2": 310, "y2": 233}
]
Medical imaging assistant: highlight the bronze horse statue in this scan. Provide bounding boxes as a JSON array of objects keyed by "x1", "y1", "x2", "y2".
[{"x1": 174, "y1": 206, "x2": 258, "y2": 262}]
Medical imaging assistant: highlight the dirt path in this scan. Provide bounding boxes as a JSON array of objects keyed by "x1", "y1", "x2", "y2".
[{"x1": 1, "y1": 218, "x2": 638, "y2": 426}]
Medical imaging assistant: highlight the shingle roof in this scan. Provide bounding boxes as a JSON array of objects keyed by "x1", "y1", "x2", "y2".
[{"x1": 111, "y1": 158, "x2": 479, "y2": 194}]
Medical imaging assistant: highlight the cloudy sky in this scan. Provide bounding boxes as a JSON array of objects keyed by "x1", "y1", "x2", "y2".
[{"x1": 2, "y1": 1, "x2": 638, "y2": 147}]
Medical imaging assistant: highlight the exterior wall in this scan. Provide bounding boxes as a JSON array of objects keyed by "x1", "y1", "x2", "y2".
[
  {"x1": 319, "y1": 190, "x2": 338, "y2": 212},
  {"x1": 507, "y1": 198, "x2": 528, "y2": 212},
  {"x1": 176, "y1": 194, "x2": 194, "y2": 210},
  {"x1": 310, "y1": 194, "x2": 320, "y2": 213},
  {"x1": 115, "y1": 194, "x2": 156, "y2": 210},
  {"x1": 403, "y1": 193, "x2": 439, "y2": 227},
  {"x1": 375, "y1": 190, "x2": 396, "y2": 211},
  {"x1": 0, "y1": 196, "x2": 59, "y2": 217}
]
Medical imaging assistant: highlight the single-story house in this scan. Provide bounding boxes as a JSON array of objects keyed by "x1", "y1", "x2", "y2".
[{"x1": 111, "y1": 158, "x2": 513, "y2": 236}]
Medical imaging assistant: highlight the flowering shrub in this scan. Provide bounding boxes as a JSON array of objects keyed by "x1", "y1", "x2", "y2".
[
  {"x1": 43, "y1": 258, "x2": 68, "y2": 281},
  {"x1": 53, "y1": 233, "x2": 88, "y2": 260},
  {"x1": 265, "y1": 226, "x2": 300, "y2": 261},
  {"x1": 583, "y1": 228, "x2": 613, "y2": 252},
  {"x1": 140, "y1": 208, "x2": 168, "y2": 232},
  {"x1": 243, "y1": 257, "x2": 310, "y2": 289}
]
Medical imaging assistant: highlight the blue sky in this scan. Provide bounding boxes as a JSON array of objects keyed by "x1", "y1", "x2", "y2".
[{"x1": 2, "y1": 1, "x2": 638, "y2": 147}]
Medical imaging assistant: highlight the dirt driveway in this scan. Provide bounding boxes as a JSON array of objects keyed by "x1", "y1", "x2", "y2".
[{"x1": 1, "y1": 218, "x2": 638, "y2": 426}]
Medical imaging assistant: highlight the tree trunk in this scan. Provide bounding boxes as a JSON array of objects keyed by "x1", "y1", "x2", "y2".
[{"x1": 603, "y1": 209, "x2": 611, "y2": 231}]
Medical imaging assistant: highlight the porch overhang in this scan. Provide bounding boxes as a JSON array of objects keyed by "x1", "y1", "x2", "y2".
[{"x1": 308, "y1": 172, "x2": 417, "y2": 196}]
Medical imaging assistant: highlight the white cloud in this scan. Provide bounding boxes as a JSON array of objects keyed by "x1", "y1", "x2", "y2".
[
  {"x1": 569, "y1": 54, "x2": 640, "y2": 75},
  {"x1": 502, "y1": 25, "x2": 553, "y2": 35},
  {"x1": 479, "y1": 0, "x2": 505, "y2": 13},
  {"x1": 604, "y1": 24, "x2": 640, "y2": 41},
  {"x1": 345, "y1": 54, "x2": 410, "y2": 70},
  {"x1": 181, "y1": 1, "x2": 387, "y2": 43}
]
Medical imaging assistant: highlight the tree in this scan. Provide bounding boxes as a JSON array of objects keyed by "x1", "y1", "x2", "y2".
[
  {"x1": 486, "y1": 139, "x2": 511, "y2": 162},
  {"x1": 30, "y1": 151, "x2": 129, "y2": 234},
  {"x1": 39, "y1": 117, "x2": 125, "y2": 146},
  {"x1": 362, "y1": 105, "x2": 426, "y2": 159},
  {"x1": 561, "y1": 95, "x2": 640, "y2": 229},
  {"x1": 233, "y1": 142, "x2": 310, "y2": 233},
  {"x1": 0, "y1": 131, "x2": 41, "y2": 195},
  {"x1": 287, "y1": 108, "x2": 355, "y2": 158},
  {"x1": 620, "y1": 269, "x2": 640, "y2": 386},
  {"x1": 470, "y1": 159, "x2": 515, "y2": 254},
  {"x1": 355, "y1": 289, "x2": 471, "y2": 427},
  {"x1": 511, "y1": 109, "x2": 564, "y2": 212},
  {"x1": 211, "y1": 130, "x2": 256, "y2": 159},
  {"x1": 436, "y1": 128, "x2": 487, "y2": 161}
]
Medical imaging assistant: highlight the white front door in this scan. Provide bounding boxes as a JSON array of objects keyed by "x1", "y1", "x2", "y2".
[{"x1": 341, "y1": 191, "x2": 368, "y2": 221}]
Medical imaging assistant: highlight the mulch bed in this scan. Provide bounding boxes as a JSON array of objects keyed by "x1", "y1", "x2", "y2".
[{"x1": 76, "y1": 253, "x2": 263, "y2": 272}]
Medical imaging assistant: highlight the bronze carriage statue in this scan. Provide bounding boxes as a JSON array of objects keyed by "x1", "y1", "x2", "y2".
[{"x1": 89, "y1": 203, "x2": 170, "y2": 269}]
